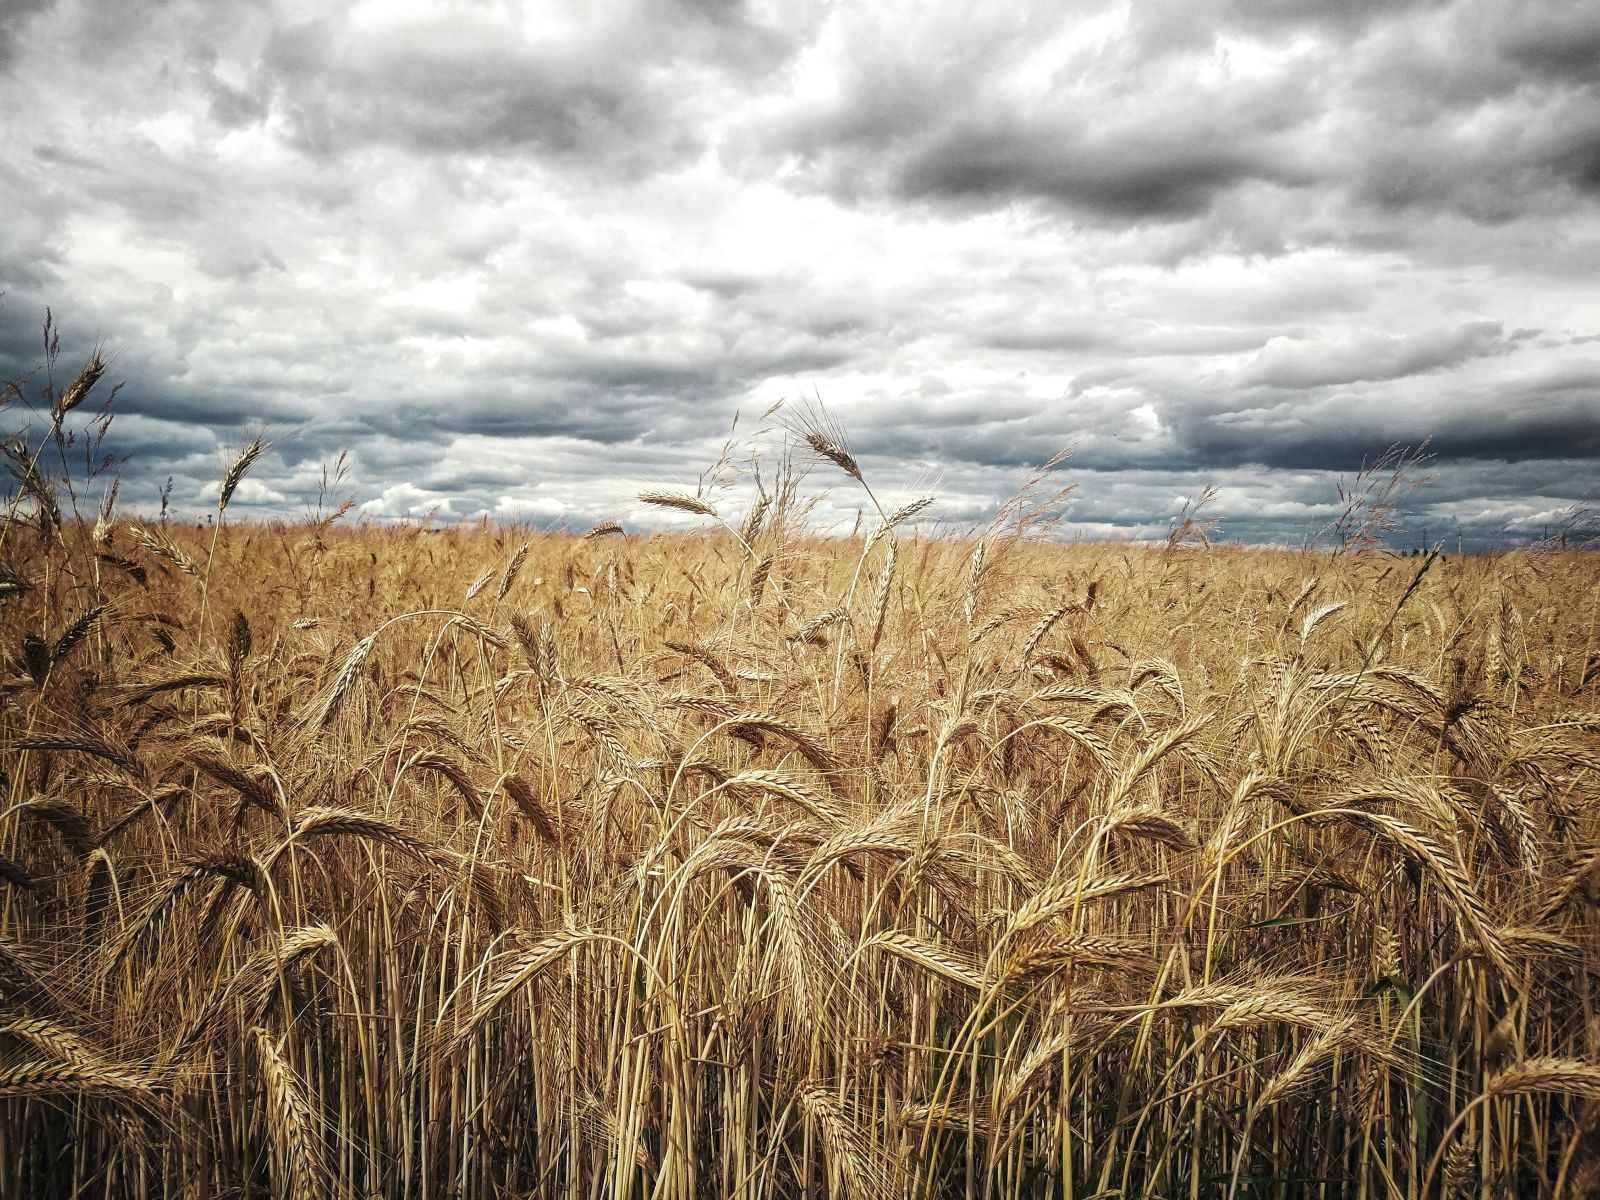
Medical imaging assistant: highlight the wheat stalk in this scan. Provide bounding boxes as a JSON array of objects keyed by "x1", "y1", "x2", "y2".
[{"x1": 250, "y1": 1027, "x2": 325, "y2": 1200}]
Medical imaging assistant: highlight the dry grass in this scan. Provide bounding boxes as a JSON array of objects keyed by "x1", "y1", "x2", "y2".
[{"x1": 4, "y1": 383, "x2": 1600, "y2": 1197}]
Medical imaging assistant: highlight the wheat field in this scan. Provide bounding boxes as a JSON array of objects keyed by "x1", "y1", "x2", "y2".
[{"x1": 4, "y1": 382, "x2": 1600, "y2": 1198}]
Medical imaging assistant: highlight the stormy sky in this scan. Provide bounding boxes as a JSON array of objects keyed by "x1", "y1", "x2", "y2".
[{"x1": 3, "y1": 0, "x2": 1598, "y2": 548}]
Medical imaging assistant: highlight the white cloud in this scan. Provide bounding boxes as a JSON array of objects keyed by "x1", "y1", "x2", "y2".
[
  {"x1": 358, "y1": 482, "x2": 455, "y2": 519},
  {"x1": 197, "y1": 478, "x2": 287, "y2": 506},
  {"x1": 494, "y1": 494, "x2": 567, "y2": 521}
]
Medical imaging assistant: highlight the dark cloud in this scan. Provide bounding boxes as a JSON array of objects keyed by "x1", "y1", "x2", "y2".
[
  {"x1": 1157, "y1": 357, "x2": 1600, "y2": 473},
  {"x1": 258, "y1": 2, "x2": 797, "y2": 171},
  {"x1": 752, "y1": 10, "x2": 1318, "y2": 223},
  {"x1": 1223, "y1": 0, "x2": 1445, "y2": 34},
  {"x1": 264, "y1": 21, "x2": 672, "y2": 164},
  {"x1": 895, "y1": 120, "x2": 1295, "y2": 219},
  {"x1": 744, "y1": 0, "x2": 1600, "y2": 250},
  {"x1": 0, "y1": 0, "x2": 54, "y2": 69},
  {"x1": 1168, "y1": 395, "x2": 1600, "y2": 473},
  {"x1": 1496, "y1": 5, "x2": 1600, "y2": 82}
]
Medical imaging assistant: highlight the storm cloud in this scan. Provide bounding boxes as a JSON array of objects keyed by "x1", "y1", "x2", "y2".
[{"x1": 2, "y1": 0, "x2": 1597, "y2": 548}]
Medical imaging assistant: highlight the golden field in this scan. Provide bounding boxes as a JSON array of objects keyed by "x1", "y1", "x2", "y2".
[{"x1": 3, "y1": 387, "x2": 1600, "y2": 1197}]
